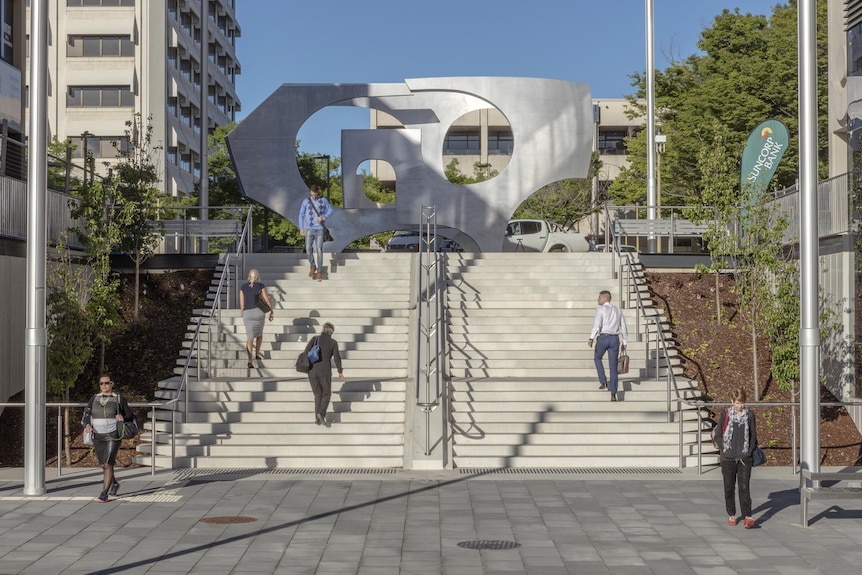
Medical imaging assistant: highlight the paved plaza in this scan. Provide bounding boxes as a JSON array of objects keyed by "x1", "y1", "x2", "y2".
[{"x1": 1, "y1": 466, "x2": 861, "y2": 574}]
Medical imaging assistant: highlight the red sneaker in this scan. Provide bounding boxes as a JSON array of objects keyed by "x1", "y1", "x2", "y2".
[
  {"x1": 727, "y1": 516, "x2": 737, "y2": 526},
  {"x1": 743, "y1": 517, "x2": 755, "y2": 529}
]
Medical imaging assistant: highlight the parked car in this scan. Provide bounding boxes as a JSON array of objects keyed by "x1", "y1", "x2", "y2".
[
  {"x1": 503, "y1": 219, "x2": 589, "y2": 252},
  {"x1": 386, "y1": 230, "x2": 463, "y2": 252},
  {"x1": 595, "y1": 243, "x2": 638, "y2": 254}
]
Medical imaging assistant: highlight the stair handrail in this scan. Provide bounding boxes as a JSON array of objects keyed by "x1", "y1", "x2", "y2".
[
  {"x1": 414, "y1": 206, "x2": 447, "y2": 459},
  {"x1": 604, "y1": 204, "x2": 682, "y2": 422},
  {"x1": 157, "y1": 210, "x2": 253, "y2": 468},
  {"x1": 619, "y1": 254, "x2": 681, "y2": 422}
]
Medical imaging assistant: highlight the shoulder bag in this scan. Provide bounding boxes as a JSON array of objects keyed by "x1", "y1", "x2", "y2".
[
  {"x1": 752, "y1": 444, "x2": 767, "y2": 466},
  {"x1": 254, "y1": 291, "x2": 271, "y2": 313},
  {"x1": 308, "y1": 200, "x2": 334, "y2": 242}
]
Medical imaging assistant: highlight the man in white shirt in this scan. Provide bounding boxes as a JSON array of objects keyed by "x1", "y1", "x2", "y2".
[{"x1": 588, "y1": 290, "x2": 628, "y2": 401}]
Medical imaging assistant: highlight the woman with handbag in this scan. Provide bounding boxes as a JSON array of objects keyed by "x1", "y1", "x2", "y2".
[
  {"x1": 81, "y1": 374, "x2": 136, "y2": 502},
  {"x1": 716, "y1": 387, "x2": 760, "y2": 528},
  {"x1": 239, "y1": 268, "x2": 274, "y2": 368}
]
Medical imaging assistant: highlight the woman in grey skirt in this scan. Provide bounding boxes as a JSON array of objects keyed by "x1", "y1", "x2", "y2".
[{"x1": 239, "y1": 268, "x2": 274, "y2": 368}]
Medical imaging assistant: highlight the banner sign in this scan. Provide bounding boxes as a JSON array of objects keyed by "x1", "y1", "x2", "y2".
[{"x1": 740, "y1": 119, "x2": 789, "y2": 198}]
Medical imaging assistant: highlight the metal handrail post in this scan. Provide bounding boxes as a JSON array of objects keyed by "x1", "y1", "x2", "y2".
[
  {"x1": 56, "y1": 406, "x2": 63, "y2": 476},
  {"x1": 171, "y1": 408, "x2": 176, "y2": 469},
  {"x1": 678, "y1": 399, "x2": 684, "y2": 467},
  {"x1": 150, "y1": 406, "x2": 156, "y2": 475},
  {"x1": 666, "y1": 369, "x2": 672, "y2": 423}
]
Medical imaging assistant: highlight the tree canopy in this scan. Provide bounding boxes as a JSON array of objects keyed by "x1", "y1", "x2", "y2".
[{"x1": 610, "y1": 1, "x2": 828, "y2": 207}]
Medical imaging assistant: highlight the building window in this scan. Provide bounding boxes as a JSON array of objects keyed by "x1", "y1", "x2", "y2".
[
  {"x1": 67, "y1": 36, "x2": 134, "y2": 57},
  {"x1": 67, "y1": 0, "x2": 136, "y2": 6},
  {"x1": 443, "y1": 131, "x2": 480, "y2": 155},
  {"x1": 167, "y1": 146, "x2": 178, "y2": 166},
  {"x1": 68, "y1": 135, "x2": 130, "y2": 159},
  {"x1": 850, "y1": 22, "x2": 862, "y2": 77},
  {"x1": 488, "y1": 130, "x2": 514, "y2": 155},
  {"x1": 67, "y1": 86, "x2": 134, "y2": 107},
  {"x1": 598, "y1": 130, "x2": 628, "y2": 155}
]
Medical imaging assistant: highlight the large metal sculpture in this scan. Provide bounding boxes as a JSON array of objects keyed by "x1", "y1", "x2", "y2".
[{"x1": 226, "y1": 77, "x2": 593, "y2": 251}]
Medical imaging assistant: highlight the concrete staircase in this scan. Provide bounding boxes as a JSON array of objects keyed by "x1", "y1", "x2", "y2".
[
  {"x1": 445, "y1": 252, "x2": 711, "y2": 468},
  {"x1": 137, "y1": 251, "x2": 714, "y2": 469},
  {"x1": 137, "y1": 252, "x2": 412, "y2": 468}
]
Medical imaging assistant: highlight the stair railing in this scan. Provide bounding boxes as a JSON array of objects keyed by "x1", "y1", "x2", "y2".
[
  {"x1": 603, "y1": 205, "x2": 681, "y2": 423},
  {"x1": 156, "y1": 210, "x2": 252, "y2": 468},
  {"x1": 415, "y1": 205, "x2": 447, "y2": 458}
]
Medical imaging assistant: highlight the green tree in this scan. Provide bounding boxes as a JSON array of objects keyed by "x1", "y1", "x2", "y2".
[
  {"x1": 611, "y1": 1, "x2": 829, "y2": 206},
  {"x1": 513, "y1": 152, "x2": 602, "y2": 225},
  {"x1": 110, "y1": 113, "x2": 167, "y2": 321},
  {"x1": 47, "y1": 234, "x2": 96, "y2": 465},
  {"x1": 67, "y1": 160, "x2": 122, "y2": 373}
]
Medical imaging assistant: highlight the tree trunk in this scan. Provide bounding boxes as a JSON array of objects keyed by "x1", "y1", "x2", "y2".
[
  {"x1": 751, "y1": 319, "x2": 759, "y2": 400},
  {"x1": 714, "y1": 272, "x2": 721, "y2": 325},
  {"x1": 134, "y1": 256, "x2": 140, "y2": 321}
]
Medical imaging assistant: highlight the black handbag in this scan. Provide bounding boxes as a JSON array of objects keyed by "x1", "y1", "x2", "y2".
[
  {"x1": 752, "y1": 444, "x2": 767, "y2": 466},
  {"x1": 254, "y1": 292, "x2": 271, "y2": 313},
  {"x1": 119, "y1": 419, "x2": 138, "y2": 440},
  {"x1": 295, "y1": 350, "x2": 311, "y2": 373}
]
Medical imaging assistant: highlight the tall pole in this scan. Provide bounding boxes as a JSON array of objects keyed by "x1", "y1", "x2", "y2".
[
  {"x1": 24, "y1": 0, "x2": 49, "y2": 496},
  {"x1": 645, "y1": 0, "x2": 657, "y2": 253},
  {"x1": 798, "y1": 0, "x2": 820, "y2": 484},
  {"x1": 199, "y1": 0, "x2": 210, "y2": 253}
]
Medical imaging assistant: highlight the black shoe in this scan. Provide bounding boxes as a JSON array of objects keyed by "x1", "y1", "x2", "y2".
[
  {"x1": 315, "y1": 414, "x2": 322, "y2": 426},
  {"x1": 610, "y1": 395, "x2": 618, "y2": 402},
  {"x1": 108, "y1": 481, "x2": 120, "y2": 498},
  {"x1": 598, "y1": 383, "x2": 607, "y2": 390},
  {"x1": 324, "y1": 419, "x2": 331, "y2": 428},
  {"x1": 247, "y1": 361, "x2": 253, "y2": 369}
]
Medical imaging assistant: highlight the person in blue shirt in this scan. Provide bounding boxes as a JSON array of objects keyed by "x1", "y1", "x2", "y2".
[{"x1": 298, "y1": 185, "x2": 333, "y2": 281}]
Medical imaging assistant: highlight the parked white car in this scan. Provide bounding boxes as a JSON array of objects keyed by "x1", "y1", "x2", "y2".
[
  {"x1": 503, "y1": 219, "x2": 589, "y2": 252},
  {"x1": 386, "y1": 230, "x2": 463, "y2": 252}
]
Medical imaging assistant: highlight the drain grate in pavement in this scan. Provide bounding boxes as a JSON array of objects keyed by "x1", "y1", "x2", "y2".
[
  {"x1": 457, "y1": 540, "x2": 520, "y2": 550},
  {"x1": 173, "y1": 468, "x2": 397, "y2": 482},
  {"x1": 200, "y1": 516, "x2": 257, "y2": 524},
  {"x1": 459, "y1": 467, "x2": 682, "y2": 475}
]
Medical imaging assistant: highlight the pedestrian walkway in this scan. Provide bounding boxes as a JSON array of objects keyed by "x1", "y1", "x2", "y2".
[{"x1": 1, "y1": 466, "x2": 861, "y2": 574}]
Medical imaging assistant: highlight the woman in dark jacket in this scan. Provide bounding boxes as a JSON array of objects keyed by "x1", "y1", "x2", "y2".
[
  {"x1": 717, "y1": 387, "x2": 759, "y2": 528},
  {"x1": 81, "y1": 374, "x2": 136, "y2": 502},
  {"x1": 304, "y1": 321, "x2": 344, "y2": 426}
]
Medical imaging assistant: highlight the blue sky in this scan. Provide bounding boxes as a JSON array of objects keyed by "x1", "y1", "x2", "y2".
[{"x1": 235, "y1": 0, "x2": 779, "y2": 160}]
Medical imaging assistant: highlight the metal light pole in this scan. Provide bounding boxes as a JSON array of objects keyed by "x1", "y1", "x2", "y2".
[
  {"x1": 798, "y1": 0, "x2": 820, "y2": 486},
  {"x1": 24, "y1": 0, "x2": 49, "y2": 496},
  {"x1": 645, "y1": 0, "x2": 657, "y2": 253}
]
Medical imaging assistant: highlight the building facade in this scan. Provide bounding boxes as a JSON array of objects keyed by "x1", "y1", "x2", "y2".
[{"x1": 25, "y1": 0, "x2": 241, "y2": 198}]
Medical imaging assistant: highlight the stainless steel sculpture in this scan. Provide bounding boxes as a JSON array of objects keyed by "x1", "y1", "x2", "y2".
[{"x1": 226, "y1": 77, "x2": 592, "y2": 251}]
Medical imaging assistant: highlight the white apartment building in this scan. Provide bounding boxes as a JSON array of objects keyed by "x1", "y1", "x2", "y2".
[
  {"x1": 25, "y1": 0, "x2": 241, "y2": 198},
  {"x1": 370, "y1": 98, "x2": 640, "y2": 194}
]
